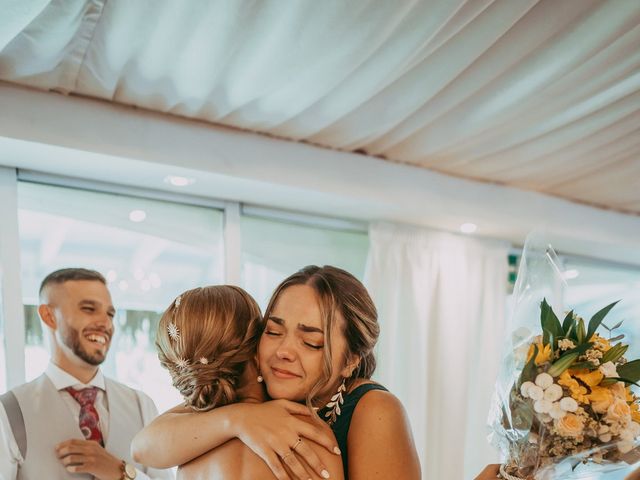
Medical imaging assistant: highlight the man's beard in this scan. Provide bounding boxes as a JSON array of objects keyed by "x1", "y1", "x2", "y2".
[{"x1": 60, "y1": 324, "x2": 108, "y2": 366}]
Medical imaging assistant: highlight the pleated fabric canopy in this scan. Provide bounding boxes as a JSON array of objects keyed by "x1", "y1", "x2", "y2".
[{"x1": 1, "y1": 0, "x2": 639, "y2": 215}]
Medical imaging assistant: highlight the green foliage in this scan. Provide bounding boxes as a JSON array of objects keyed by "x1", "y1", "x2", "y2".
[
  {"x1": 617, "y1": 359, "x2": 640, "y2": 383},
  {"x1": 540, "y1": 299, "x2": 563, "y2": 347},
  {"x1": 519, "y1": 344, "x2": 538, "y2": 387},
  {"x1": 585, "y1": 301, "x2": 620, "y2": 344},
  {"x1": 548, "y1": 352, "x2": 580, "y2": 377},
  {"x1": 601, "y1": 343, "x2": 628, "y2": 364}
]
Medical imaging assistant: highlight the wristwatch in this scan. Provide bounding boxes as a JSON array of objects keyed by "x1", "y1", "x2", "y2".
[{"x1": 120, "y1": 460, "x2": 137, "y2": 480}]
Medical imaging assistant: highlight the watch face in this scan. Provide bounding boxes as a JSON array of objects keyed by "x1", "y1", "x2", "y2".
[{"x1": 125, "y1": 463, "x2": 137, "y2": 478}]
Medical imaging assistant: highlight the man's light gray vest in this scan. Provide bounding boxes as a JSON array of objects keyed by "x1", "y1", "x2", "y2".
[{"x1": 5, "y1": 373, "x2": 146, "y2": 479}]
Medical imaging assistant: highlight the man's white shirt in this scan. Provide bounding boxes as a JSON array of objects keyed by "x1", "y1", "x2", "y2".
[{"x1": 0, "y1": 363, "x2": 173, "y2": 479}]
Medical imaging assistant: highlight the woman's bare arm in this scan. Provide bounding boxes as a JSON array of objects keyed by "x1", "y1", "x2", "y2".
[
  {"x1": 131, "y1": 403, "x2": 239, "y2": 468},
  {"x1": 131, "y1": 400, "x2": 340, "y2": 480},
  {"x1": 347, "y1": 390, "x2": 421, "y2": 480}
]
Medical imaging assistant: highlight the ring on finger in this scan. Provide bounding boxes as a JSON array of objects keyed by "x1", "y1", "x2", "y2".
[
  {"x1": 280, "y1": 450, "x2": 293, "y2": 461},
  {"x1": 292, "y1": 438, "x2": 303, "y2": 451}
]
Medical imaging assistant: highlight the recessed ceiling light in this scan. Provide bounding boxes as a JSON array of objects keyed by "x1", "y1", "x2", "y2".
[
  {"x1": 106, "y1": 270, "x2": 118, "y2": 282},
  {"x1": 564, "y1": 269, "x2": 579, "y2": 280},
  {"x1": 129, "y1": 209, "x2": 146, "y2": 222},
  {"x1": 164, "y1": 175, "x2": 195, "y2": 187},
  {"x1": 460, "y1": 222, "x2": 477, "y2": 234}
]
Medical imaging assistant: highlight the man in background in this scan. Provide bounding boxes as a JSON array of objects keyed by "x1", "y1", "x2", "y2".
[{"x1": 0, "y1": 268, "x2": 173, "y2": 479}]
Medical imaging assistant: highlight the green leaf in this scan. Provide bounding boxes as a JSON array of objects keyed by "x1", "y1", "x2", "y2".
[
  {"x1": 610, "y1": 320, "x2": 624, "y2": 331},
  {"x1": 519, "y1": 344, "x2": 538, "y2": 387},
  {"x1": 548, "y1": 352, "x2": 580, "y2": 377},
  {"x1": 601, "y1": 343, "x2": 628, "y2": 364},
  {"x1": 570, "y1": 361, "x2": 597, "y2": 370},
  {"x1": 577, "y1": 318, "x2": 586, "y2": 344},
  {"x1": 586, "y1": 300, "x2": 620, "y2": 344},
  {"x1": 600, "y1": 377, "x2": 640, "y2": 388},
  {"x1": 562, "y1": 310, "x2": 574, "y2": 335},
  {"x1": 617, "y1": 359, "x2": 640, "y2": 383},
  {"x1": 563, "y1": 342, "x2": 594, "y2": 357},
  {"x1": 609, "y1": 334, "x2": 625, "y2": 343},
  {"x1": 541, "y1": 299, "x2": 563, "y2": 345}
]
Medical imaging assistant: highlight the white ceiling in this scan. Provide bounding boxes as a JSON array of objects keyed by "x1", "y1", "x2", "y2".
[{"x1": 1, "y1": 0, "x2": 639, "y2": 216}]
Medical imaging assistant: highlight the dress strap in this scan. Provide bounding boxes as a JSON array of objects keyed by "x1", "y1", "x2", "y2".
[{"x1": 327, "y1": 382, "x2": 388, "y2": 479}]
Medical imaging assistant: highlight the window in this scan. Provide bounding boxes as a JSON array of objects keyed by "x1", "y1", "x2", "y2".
[
  {"x1": 0, "y1": 280, "x2": 5, "y2": 393},
  {"x1": 240, "y1": 214, "x2": 369, "y2": 309},
  {"x1": 18, "y1": 182, "x2": 224, "y2": 412}
]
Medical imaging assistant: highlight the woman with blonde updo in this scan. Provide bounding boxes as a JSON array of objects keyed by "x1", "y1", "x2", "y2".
[{"x1": 154, "y1": 285, "x2": 343, "y2": 480}]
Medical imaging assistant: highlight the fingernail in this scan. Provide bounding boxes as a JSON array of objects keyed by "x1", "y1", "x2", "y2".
[
  {"x1": 333, "y1": 446, "x2": 341, "y2": 455},
  {"x1": 321, "y1": 470, "x2": 330, "y2": 479}
]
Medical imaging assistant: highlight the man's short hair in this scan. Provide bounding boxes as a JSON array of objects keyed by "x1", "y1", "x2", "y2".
[{"x1": 39, "y1": 268, "x2": 106, "y2": 298}]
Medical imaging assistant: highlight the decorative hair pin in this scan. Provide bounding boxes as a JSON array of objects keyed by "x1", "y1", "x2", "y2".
[
  {"x1": 198, "y1": 357, "x2": 209, "y2": 365},
  {"x1": 175, "y1": 295, "x2": 182, "y2": 308},
  {"x1": 167, "y1": 322, "x2": 180, "y2": 342},
  {"x1": 175, "y1": 357, "x2": 189, "y2": 369}
]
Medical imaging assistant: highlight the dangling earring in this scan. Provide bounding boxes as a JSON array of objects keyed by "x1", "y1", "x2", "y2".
[
  {"x1": 257, "y1": 372, "x2": 264, "y2": 383},
  {"x1": 323, "y1": 378, "x2": 346, "y2": 425}
]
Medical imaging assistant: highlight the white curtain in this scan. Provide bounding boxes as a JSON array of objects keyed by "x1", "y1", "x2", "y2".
[{"x1": 365, "y1": 222, "x2": 508, "y2": 480}]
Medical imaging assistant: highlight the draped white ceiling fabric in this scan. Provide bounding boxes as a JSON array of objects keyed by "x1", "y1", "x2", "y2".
[{"x1": 1, "y1": 0, "x2": 639, "y2": 215}]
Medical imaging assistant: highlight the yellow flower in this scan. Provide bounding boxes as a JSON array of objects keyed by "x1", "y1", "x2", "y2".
[
  {"x1": 610, "y1": 382, "x2": 627, "y2": 400},
  {"x1": 588, "y1": 386, "x2": 615, "y2": 414},
  {"x1": 558, "y1": 371, "x2": 590, "y2": 404},
  {"x1": 590, "y1": 334, "x2": 611, "y2": 352},
  {"x1": 606, "y1": 398, "x2": 631, "y2": 423},
  {"x1": 573, "y1": 369, "x2": 604, "y2": 388},
  {"x1": 527, "y1": 342, "x2": 552, "y2": 366},
  {"x1": 556, "y1": 413, "x2": 585, "y2": 437},
  {"x1": 631, "y1": 403, "x2": 640, "y2": 424}
]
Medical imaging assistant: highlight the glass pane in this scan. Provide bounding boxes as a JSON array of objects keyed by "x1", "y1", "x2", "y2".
[
  {"x1": 18, "y1": 182, "x2": 224, "y2": 412},
  {"x1": 241, "y1": 215, "x2": 369, "y2": 308}
]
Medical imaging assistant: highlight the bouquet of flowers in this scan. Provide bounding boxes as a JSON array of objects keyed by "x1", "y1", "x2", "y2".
[{"x1": 490, "y1": 235, "x2": 640, "y2": 479}]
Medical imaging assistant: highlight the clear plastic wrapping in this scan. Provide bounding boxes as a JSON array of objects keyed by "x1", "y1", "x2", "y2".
[{"x1": 489, "y1": 234, "x2": 640, "y2": 479}]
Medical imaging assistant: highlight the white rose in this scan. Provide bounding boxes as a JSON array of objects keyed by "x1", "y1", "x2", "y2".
[
  {"x1": 540, "y1": 413, "x2": 553, "y2": 423},
  {"x1": 520, "y1": 381, "x2": 535, "y2": 398},
  {"x1": 606, "y1": 399, "x2": 631, "y2": 423},
  {"x1": 534, "y1": 399, "x2": 552, "y2": 414},
  {"x1": 599, "y1": 361, "x2": 618, "y2": 378},
  {"x1": 618, "y1": 440, "x2": 635, "y2": 454},
  {"x1": 528, "y1": 385, "x2": 544, "y2": 401},
  {"x1": 598, "y1": 425, "x2": 610, "y2": 434},
  {"x1": 559, "y1": 397, "x2": 579, "y2": 413},
  {"x1": 549, "y1": 403, "x2": 567, "y2": 419},
  {"x1": 620, "y1": 428, "x2": 636, "y2": 442},
  {"x1": 544, "y1": 384, "x2": 563, "y2": 402},
  {"x1": 536, "y1": 373, "x2": 554, "y2": 389},
  {"x1": 599, "y1": 433, "x2": 612, "y2": 443}
]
